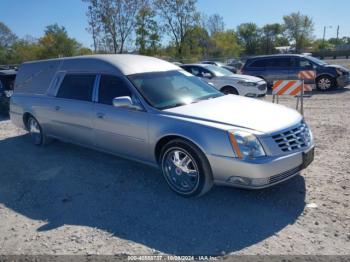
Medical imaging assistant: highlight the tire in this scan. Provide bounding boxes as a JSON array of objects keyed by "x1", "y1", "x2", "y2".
[
  {"x1": 27, "y1": 116, "x2": 50, "y2": 146},
  {"x1": 160, "y1": 139, "x2": 213, "y2": 197},
  {"x1": 221, "y1": 86, "x2": 239, "y2": 95},
  {"x1": 316, "y1": 75, "x2": 335, "y2": 91}
]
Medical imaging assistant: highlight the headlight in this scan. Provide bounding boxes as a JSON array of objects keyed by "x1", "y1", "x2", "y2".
[
  {"x1": 228, "y1": 130, "x2": 266, "y2": 159},
  {"x1": 336, "y1": 68, "x2": 344, "y2": 76},
  {"x1": 237, "y1": 80, "x2": 257, "y2": 87}
]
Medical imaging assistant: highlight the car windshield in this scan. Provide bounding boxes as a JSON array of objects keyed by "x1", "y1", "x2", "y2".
[
  {"x1": 307, "y1": 56, "x2": 328, "y2": 66},
  {"x1": 128, "y1": 70, "x2": 223, "y2": 110},
  {"x1": 204, "y1": 65, "x2": 234, "y2": 77}
]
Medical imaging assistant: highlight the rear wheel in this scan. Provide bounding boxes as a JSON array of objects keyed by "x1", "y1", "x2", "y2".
[
  {"x1": 27, "y1": 117, "x2": 43, "y2": 145},
  {"x1": 221, "y1": 86, "x2": 239, "y2": 95},
  {"x1": 160, "y1": 139, "x2": 213, "y2": 197},
  {"x1": 316, "y1": 75, "x2": 335, "y2": 91}
]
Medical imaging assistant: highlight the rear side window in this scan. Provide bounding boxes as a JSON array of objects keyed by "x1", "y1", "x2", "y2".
[
  {"x1": 268, "y1": 57, "x2": 292, "y2": 67},
  {"x1": 249, "y1": 59, "x2": 268, "y2": 68},
  {"x1": 56, "y1": 74, "x2": 95, "y2": 101},
  {"x1": 98, "y1": 75, "x2": 132, "y2": 105}
]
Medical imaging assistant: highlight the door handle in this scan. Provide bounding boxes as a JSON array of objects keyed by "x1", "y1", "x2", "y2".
[
  {"x1": 54, "y1": 106, "x2": 61, "y2": 111},
  {"x1": 97, "y1": 112, "x2": 105, "y2": 119}
]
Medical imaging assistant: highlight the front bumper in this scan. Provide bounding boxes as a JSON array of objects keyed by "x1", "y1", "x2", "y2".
[
  {"x1": 242, "y1": 81, "x2": 267, "y2": 97},
  {"x1": 337, "y1": 75, "x2": 350, "y2": 87},
  {"x1": 208, "y1": 146, "x2": 314, "y2": 189}
]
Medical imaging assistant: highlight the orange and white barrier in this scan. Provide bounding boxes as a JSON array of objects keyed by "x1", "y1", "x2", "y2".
[
  {"x1": 272, "y1": 80, "x2": 303, "y2": 95},
  {"x1": 304, "y1": 84, "x2": 315, "y2": 91},
  {"x1": 272, "y1": 70, "x2": 316, "y2": 116},
  {"x1": 298, "y1": 70, "x2": 316, "y2": 80}
]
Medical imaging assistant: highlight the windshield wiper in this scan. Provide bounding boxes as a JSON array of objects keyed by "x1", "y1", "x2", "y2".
[
  {"x1": 193, "y1": 94, "x2": 222, "y2": 103},
  {"x1": 160, "y1": 102, "x2": 187, "y2": 110}
]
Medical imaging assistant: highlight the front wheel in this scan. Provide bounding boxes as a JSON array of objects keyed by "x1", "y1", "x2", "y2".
[
  {"x1": 316, "y1": 75, "x2": 335, "y2": 91},
  {"x1": 160, "y1": 139, "x2": 213, "y2": 197},
  {"x1": 221, "y1": 86, "x2": 239, "y2": 95}
]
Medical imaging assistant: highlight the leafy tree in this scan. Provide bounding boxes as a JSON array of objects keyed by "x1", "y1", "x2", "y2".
[
  {"x1": 6, "y1": 38, "x2": 43, "y2": 64},
  {"x1": 210, "y1": 30, "x2": 241, "y2": 58},
  {"x1": 182, "y1": 26, "x2": 211, "y2": 61},
  {"x1": 155, "y1": 0, "x2": 199, "y2": 58},
  {"x1": 283, "y1": 12, "x2": 314, "y2": 53},
  {"x1": 237, "y1": 23, "x2": 259, "y2": 55},
  {"x1": 260, "y1": 23, "x2": 284, "y2": 54},
  {"x1": 38, "y1": 24, "x2": 82, "y2": 58},
  {"x1": 135, "y1": 0, "x2": 160, "y2": 55}
]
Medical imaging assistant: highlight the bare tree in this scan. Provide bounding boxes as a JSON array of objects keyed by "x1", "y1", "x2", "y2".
[
  {"x1": 155, "y1": 0, "x2": 199, "y2": 57},
  {"x1": 84, "y1": 0, "x2": 100, "y2": 52},
  {"x1": 206, "y1": 14, "x2": 225, "y2": 36},
  {"x1": 84, "y1": 0, "x2": 140, "y2": 54},
  {"x1": 115, "y1": 0, "x2": 140, "y2": 53},
  {"x1": 0, "y1": 22, "x2": 17, "y2": 48}
]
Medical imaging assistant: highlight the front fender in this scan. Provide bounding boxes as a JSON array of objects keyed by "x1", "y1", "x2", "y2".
[{"x1": 149, "y1": 114, "x2": 235, "y2": 163}]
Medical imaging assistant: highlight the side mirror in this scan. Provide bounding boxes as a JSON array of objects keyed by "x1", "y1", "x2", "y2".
[
  {"x1": 203, "y1": 72, "x2": 212, "y2": 79},
  {"x1": 112, "y1": 96, "x2": 142, "y2": 111}
]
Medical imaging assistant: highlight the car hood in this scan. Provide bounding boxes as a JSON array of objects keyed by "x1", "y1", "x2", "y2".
[
  {"x1": 164, "y1": 95, "x2": 302, "y2": 134},
  {"x1": 325, "y1": 64, "x2": 349, "y2": 72},
  {"x1": 218, "y1": 74, "x2": 264, "y2": 82}
]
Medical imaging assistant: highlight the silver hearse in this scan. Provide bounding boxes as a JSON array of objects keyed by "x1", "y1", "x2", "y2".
[{"x1": 10, "y1": 55, "x2": 314, "y2": 197}]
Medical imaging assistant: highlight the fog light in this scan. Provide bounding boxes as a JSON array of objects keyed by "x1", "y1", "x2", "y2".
[
  {"x1": 227, "y1": 176, "x2": 251, "y2": 186},
  {"x1": 250, "y1": 178, "x2": 269, "y2": 186}
]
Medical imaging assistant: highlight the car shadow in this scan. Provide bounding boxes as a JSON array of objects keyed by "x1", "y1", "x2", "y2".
[
  {"x1": 0, "y1": 113, "x2": 9, "y2": 121},
  {"x1": 0, "y1": 134, "x2": 306, "y2": 255}
]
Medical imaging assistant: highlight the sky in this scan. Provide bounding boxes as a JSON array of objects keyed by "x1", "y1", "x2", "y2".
[{"x1": 1, "y1": 0, "x2": 350, "y2": 49}]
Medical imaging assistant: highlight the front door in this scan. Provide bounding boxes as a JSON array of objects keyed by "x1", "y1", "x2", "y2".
[{"x1": 92, "y1": 75, "x2": 149, "y2": 162}]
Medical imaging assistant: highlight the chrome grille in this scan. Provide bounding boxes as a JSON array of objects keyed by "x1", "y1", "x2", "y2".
[{"x1": 272, "y1": 123, "x2": 311, "y2": 152}]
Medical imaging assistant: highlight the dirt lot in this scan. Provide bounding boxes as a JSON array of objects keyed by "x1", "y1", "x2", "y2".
[{"x1": 0, "y1": 87, "x2": 350, "y2": 257}]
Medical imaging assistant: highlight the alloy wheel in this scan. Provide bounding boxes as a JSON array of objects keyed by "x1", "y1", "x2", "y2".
[
  {"x1": 28, "y1": 118, "x2": 42, "y2": 145},
  {"x1": 162, "y1": 148, "x2": 200, "y2": 194},
  {"x1": 318, "y1": 77, "x2": 332, "y2": 90}
]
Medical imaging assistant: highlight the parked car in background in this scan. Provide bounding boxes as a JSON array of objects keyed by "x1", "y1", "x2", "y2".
[
  {"x1": 200, "y1": 61, "x2": 237, "y2": 73},
  {"x1": 11, "y1": 55, "x2": 314, "y2": 197},
  {"x1": 226, "y1": 58, "x2": 244, "y2": 71},
  {"x1": 181, "y1": 64, "x2": 267, "y2": 97},
  {"x1": 0, "y1": 69, "x2": 17, "y2": 114},
  {"x1": 241, "y1": 54, "x2": 350, "y2": 91}
]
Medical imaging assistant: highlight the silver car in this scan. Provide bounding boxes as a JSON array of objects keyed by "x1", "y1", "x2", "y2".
[
  {"x1": 181, "y1": 64, "x2": 267, "y2": 97},
  {"x1": 10, "y1": 55, "x2": 314, "y2": 197}
]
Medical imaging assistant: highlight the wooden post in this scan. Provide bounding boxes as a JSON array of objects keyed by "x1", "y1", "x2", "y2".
[{"x1": 300, "y1": 80, "x2": 304, "y2": 116}]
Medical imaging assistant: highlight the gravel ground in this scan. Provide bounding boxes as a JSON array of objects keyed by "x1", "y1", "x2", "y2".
[{"x1": 0, "y1": 86, "x2": 349, "y2": 257}]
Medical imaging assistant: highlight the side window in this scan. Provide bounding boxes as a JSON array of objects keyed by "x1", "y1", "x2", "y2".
[
  {"x1": 190, "y1": 67, "x2": 201, "y2": 77},
  {"x1": 98, "y1": 75, "x2": 132, "y2": 105},
  {"x1": 299, "y1": 58, "x2": 313, "y2": 68},
  {"x1": 198, "y1": 67, "x2": 213, "y2": 77},
  {"x1": 57, "y1": 74, "x2": 95, "y2": 101},
  {"x1": 269, "y1": 58, "x2": 292, "y2": 68},
  {"x1": 249, "y1": 59, "x2": 267, "y2": 68}
]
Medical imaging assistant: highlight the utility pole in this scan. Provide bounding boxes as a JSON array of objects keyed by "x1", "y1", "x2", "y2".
[
  {"x1": 336, "y1": 25, "x2": 340, "y2": 44},
  {"x1": 322, "y1": 26, "x2": 326, "y2": 46}
]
